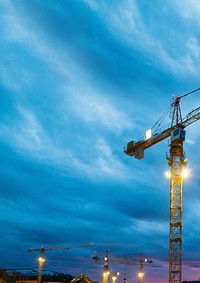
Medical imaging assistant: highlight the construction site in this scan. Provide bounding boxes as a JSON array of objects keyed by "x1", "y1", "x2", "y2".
[
  {"x1": 1, "y1": 2, "x2": 200, "y2": 283},
  {"x1": 1, "y1": 89, "x2": 200, "y2": 283}
]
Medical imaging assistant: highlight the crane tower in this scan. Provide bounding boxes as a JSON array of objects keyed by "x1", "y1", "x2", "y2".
[{"x1": 124, "y1": 88, "x2": 200, "y2": 283}]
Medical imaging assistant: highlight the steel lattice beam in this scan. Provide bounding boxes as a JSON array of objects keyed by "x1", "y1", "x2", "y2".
[{"x1": 168, "y1": 141, "x2": 183, "y2": 283}]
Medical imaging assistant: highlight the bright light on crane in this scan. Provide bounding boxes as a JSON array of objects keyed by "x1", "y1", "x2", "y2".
[
  {"x1": 165, "y1": 171, "x2": 171, "y2": 178},
  {"x1": 38, "y1": 257, "x2": 45, "y2": 262},
  {"x1": 165, "y1": 168, "x2": 190, "y2": 179},
  {"x1": 138, "y1": 272, "x2": 144, "y2": 279},
  {"x1": 182, "y1": 168, "x2": 190, "y2": 179},
  {"x1": 145, "y1": 129, "x2": 152, "y2": 140}
]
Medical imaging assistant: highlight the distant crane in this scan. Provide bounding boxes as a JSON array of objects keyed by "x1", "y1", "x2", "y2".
[
  {"x1": 29, "y1": 243, "x2": 92, "y2": 283},
  {"x1": 92, "y1": 250, "x2": 153, "y2": 283},
  {"x1": 124, "y1": 88, "x2": 200, "y2": 283}
]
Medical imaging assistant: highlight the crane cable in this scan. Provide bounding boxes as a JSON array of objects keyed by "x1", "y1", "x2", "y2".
[
  {"x1": 151, "y1": 105, "x2": 171, "y2": 133},
  {"x1": 180, "y1": 87, "x2": 200, "y2": 99}
]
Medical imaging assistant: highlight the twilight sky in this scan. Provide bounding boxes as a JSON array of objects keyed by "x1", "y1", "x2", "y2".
[{"x1": 1, "y1": 1, "x2": 200, "y2": 283}]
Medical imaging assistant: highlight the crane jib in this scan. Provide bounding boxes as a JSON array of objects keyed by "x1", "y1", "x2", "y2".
[
  {"x1": 125, "y1": 128, "x2": 172, "y2": 159},
  {"x1": 125, "y1": 105, "x2": 200, "y2": 159}
]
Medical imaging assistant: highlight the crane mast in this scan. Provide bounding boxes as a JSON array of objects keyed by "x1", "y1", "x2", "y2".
[
  {"x1": 37, "y1": 248, "x2": 45, "y2": 283},
  {"x1": 124, "y1": 90, "x2": 200, "y2": 283},
  {"x1": 167, "y1": 96, "x2": 185, "y2": 283},
  {"x1": 102, "y1": 250, "x2": 109, "y2": 283}
]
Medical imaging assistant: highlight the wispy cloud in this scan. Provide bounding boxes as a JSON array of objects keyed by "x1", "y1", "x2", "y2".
[
  {"x1": 65, "y1": 87, "x2": 132, "y2": 132},
  {"x1": 134, "y1": 219, "x2": 168, "y2": 236},
  {"x1": 172, "y1": 0, "x2": 200, "y2": 21},
  {"x1": 0, "y1": 106, "x2": 132, "y2": 182},
  {"x1": 87, "y1": 0, "x2": 200, "y2": 77}
]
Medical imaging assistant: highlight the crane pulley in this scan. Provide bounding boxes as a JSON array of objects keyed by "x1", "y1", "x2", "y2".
[{"x1": 124, "y1": 88, "x2": 200, "y2": 283}]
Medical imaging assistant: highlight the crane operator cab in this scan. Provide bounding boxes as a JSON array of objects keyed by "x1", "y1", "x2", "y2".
[{"x1": 171, "y1": 127, "x2": 186, "y2": 142}]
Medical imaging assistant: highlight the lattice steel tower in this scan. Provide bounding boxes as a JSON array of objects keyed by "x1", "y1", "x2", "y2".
[{"x1": 167, "y1": 96, "x2": 186, "y2": 283}]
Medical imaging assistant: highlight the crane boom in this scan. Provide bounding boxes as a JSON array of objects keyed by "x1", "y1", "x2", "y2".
[
  {"x1": 29, "y1": 243, "x2": 92, "y2": 253},
  {"x1": 182, "y1": 106, "x2": 200, "y2": 127},
  {"x1": 125, "y1": 104, "x2": 200, "y2": 159},
  {"x1": 125, "y1": 126, "x2": 171, "y2": 159}
]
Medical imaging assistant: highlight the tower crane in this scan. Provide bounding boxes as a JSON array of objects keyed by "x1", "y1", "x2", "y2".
[
  {"x1": 124, "y1": 88, "x2": 200, "y2": 283},
  {"x1": 92, "y1": 250, "x2": 153, "y2": 283},
  {"x1": 28, "y1": 243, "x2": 92, "y2": 283}
]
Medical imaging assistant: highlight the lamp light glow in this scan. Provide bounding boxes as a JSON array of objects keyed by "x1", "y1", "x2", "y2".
[
  {"x1": 138, "y1": 272, "x2": 144, "y2": 279},
  {"x1": 145, "y1": 129, "x2": 152, "y2": 140},
  {"x1": 182, "y1": 168, "x2": 190, "y2": 179},
  {"x1": 165, "y1": 171, "x2": 171, "y2": 178}
]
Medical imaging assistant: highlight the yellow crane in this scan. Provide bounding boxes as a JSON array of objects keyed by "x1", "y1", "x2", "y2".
[
  {"x1": 29, "y1": 243, "x2": 92, "y2": 283},
  {"x1": 93, "y1": 250, "x2": 153, "y2": 283},
  {"x1": 124, "y1": 88, "x2": 200, "y2": 283}
]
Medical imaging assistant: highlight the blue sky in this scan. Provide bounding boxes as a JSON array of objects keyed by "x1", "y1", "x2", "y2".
[{"x1": 1, "y1": 1, "x2": 200, "y2": 283}]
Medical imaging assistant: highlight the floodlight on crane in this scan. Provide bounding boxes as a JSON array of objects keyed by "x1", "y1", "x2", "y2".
[
  {"x1": 124, "y1": 87, "x2": 200, "y2": 283},
  {"x1": 28, "y1": 243, "x2": 92, "y2": 283}
]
